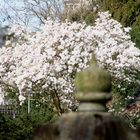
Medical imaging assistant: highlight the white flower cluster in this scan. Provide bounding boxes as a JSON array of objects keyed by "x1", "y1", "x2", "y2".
[
  {"x1": 0, "y1": 11, "x2": 140, "y2": 109},
  {"x1": 0, "y1": 19, "x2": 96, "y2": 107},
  {"x1": 0, "y1": 87, "x2": 5, "y2": 104},
  {"x1": 93, "y1": 12, "x2": 140, "y2": 82}
]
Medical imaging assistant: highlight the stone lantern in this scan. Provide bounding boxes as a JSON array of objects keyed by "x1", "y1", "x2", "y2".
[
  {"x1": 75, "y1": 59, "x2": 112, "y2": 113},
  {"x1": 33, "y1": 59, "x2": 138, "y2": 140}
]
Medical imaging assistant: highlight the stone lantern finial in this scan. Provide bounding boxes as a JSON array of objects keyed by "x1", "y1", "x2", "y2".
[{"x1": 75, "y1": 59, "x2": 112, "y2": 113}]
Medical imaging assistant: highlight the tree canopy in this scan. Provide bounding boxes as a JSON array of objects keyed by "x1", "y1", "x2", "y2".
[{"x1": 100, "y1": 0, "x2": 140, "y2": 27}]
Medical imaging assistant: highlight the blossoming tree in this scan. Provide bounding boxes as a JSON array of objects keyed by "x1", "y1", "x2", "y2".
[{"x1": 0, "y1": 12, "x2": 140, "y2": 114}]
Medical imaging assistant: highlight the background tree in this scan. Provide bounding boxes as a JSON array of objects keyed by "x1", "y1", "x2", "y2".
[
  {"x1": 66, "y1": 0, "x2": 140, "y2": 48},
  {"x1": 100, "y1": 0, "x2": 140, "y2": 27},
  {"x1": 0, "y1": 0, "x2": 63, "y2": 29}
]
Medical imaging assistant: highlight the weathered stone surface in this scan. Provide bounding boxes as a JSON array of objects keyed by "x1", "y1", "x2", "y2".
[
  {"x1": 75, "y1": 60, "x2": 111, "y2": 93},
  {"x1": 33, "y1": 113, "x2": 139, "y2": 140},
  {"x1": 75, "y1": 59, "x2": 112, "y2": 112},
  {"x1": 75, "y1": 92, "x2": 111, "y2": 102}
]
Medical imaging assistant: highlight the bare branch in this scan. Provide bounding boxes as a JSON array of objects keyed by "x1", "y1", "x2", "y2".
[{"x1": 0, "y1": 0, "x2": 64, "y2": 28}]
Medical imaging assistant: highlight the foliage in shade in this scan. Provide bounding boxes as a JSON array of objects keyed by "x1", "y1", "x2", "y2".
[
  {"x1": 130, "y1": 27, "x2": 140, "y2": 49},
  {"x1": 0, "y1": 102, "x2": 55, "y2": 140},
  {"x1": 100, "y1": 0, "x2": 140, "y2": 27}
]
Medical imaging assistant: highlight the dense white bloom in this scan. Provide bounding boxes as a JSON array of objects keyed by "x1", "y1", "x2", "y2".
[
  {"x1": 93, "y1": 12, "x2": 140, "y2": 82},
  {"x1": 0, "y1": 18, "x2": 96, "y2": 109},
  {"x1": 0, "y1": 11, "x2": 140, "y2": 110},
  {"x1": 18, "y1": 94, "x2": 26, "y2": 105},
  {"x1": 0, "y1": 86, "x2": 4, "y2": 104}
]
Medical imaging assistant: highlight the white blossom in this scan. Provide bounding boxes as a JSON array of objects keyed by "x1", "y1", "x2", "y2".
[{"x1": 0, "y1": 11, "x2": 140, "y2": 110}]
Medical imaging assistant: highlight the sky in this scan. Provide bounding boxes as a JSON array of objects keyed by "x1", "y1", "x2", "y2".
[
  {"x1": 0, "y1": 0, "x2": 63, "y2": 30},
  {"x1": 0, "y1": 0, "x2": 42, "y2": 30},
  {"x1": 0, "y1": 0, "x2": 23, "y2": 23}
]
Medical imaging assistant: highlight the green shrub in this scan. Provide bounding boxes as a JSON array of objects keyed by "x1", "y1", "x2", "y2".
[
  {"x1": 0, "y1": 102, "x2": 56, "y2": 140},
  {"x1": 100, "y1": 0, "x2": 140, "y2": 27},
  {"x1": 63, "y1": 8, "x2": 97, "y2": 25},
  {"x1": 109, "y1": 72, "x2": 140, "y2": 127},
  {"x1": 130, "y1": 27, "x2": 140, "y2": 49}
]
